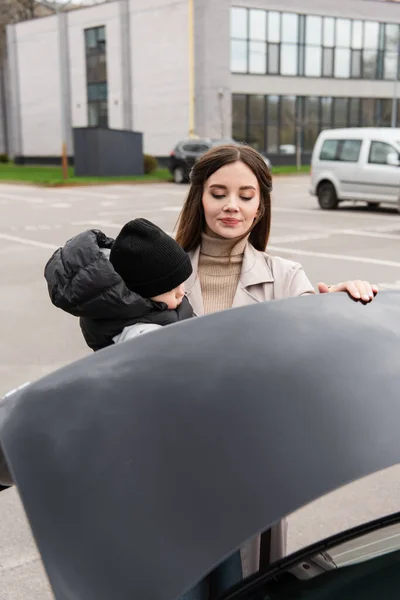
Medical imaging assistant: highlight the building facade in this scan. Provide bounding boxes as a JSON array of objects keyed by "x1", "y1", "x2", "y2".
[{"x1": 4, "y1": 0, "x2": 400, "y2": 163}]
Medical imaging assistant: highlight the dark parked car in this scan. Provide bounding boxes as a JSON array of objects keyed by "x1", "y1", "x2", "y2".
[{"x1": 169, "y1": 138, "x2": 271, "y2": 183}]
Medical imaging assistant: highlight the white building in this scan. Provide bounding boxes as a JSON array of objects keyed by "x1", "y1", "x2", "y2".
[{"x1": 3, "y1": 0, "x2": 400, "y2": 164}]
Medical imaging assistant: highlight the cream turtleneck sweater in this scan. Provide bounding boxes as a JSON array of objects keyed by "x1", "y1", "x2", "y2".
[{"x1": 198, "y1": 231, "x2": 248, "y2": 315}]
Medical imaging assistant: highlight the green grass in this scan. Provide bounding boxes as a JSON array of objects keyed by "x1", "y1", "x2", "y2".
[
  {"x1": 272, "y1": 164, "x2": 310, "y2": 175},
  {"x1": 0, "y1": 163, "x2": 172, "y2": 186},
  {"x1": 0, "y1": 161, "x2": 310, "y2": 186}
]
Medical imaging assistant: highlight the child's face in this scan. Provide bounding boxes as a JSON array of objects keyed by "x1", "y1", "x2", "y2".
[{"x1": 151, "y1": 284, "x2": 185, "y2": 310}]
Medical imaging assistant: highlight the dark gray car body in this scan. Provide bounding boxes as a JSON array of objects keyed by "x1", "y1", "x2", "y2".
[{"x1": 0, "y1": 292, "x2": 399, "y2": 600}]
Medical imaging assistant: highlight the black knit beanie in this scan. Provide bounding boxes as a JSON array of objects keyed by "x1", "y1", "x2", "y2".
[{"x1": 109, "y1": 219, "x2": 193, "y2": 298}]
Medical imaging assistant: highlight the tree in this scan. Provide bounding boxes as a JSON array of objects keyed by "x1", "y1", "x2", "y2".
[{"x1": 0, "y1": 0, "x2": 39, "y2": 59}]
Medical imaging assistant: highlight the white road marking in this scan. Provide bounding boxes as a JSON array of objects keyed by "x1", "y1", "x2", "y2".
[
  {"x1": 49, "y1": 202, "x2": 71, "y2": 208},
  {"x1": 72, "y1": 220, "x2": 123, "y2": 229},
  {"x1": 0, "y1": 233, "x2": 57, "y2": 250},
  {"x1": 270, "y1": 233, "x2": 331, "y2": 244},
  {"x1": 53, "y1": 189, "x2": 120, "y2": 200},
  {"x1": 274, "y1": 206, "x2": 400, "y2": 222},
  {"x1": 162, "y1": 206, "x2": 182, "y2": 212},
  {"x1": 339, "y1": 228, "x2": 400, "y2": 240},
  {"x1": 0, "y1": 192, "x2": 44, "y2": 204},
  {"x1": 268, "y1": 246, "x2": 400, "y2": 268},
  {"x1": 377, "y1": 280, "x2": 400, "y2": 290}
]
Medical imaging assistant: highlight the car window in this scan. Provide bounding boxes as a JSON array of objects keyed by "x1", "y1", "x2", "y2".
[
  {"x1": 227, "y1": 519, "x2": 400, "y2": 600},
  {"x1": 368, "y1": 141, "x2": 398, "y2": 165},
  {"x1": 319, "y1": 139, "x2": 339, "y2": 161},
  {"x1": 181, "y1": 143, "x2": 210, "y2": 153},
  {"x1": 338, "y1": 139, "x2": 362, "y2": 162}
]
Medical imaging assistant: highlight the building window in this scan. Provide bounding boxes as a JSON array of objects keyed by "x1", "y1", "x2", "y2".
[
  {"x1": 232, "y1": 94, "x2": 247, "y2": 141},
  {"x1": 85, "y1": 26, "x2": 108, "y2": 128},
  {"x1": 266, "y1": 95, "x2": 279, "y2": 153},
  {"x1": 305, "y1": 16, "x2": 322, "y2": 77},
  {"x1": 232, "y1": 93, "x2": 400, "y2": 157},
  {"x1": 230, "y1": 8, "x2": 396, "y2": 80}
]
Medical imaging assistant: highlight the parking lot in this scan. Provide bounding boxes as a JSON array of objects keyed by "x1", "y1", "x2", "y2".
[{"x1": 1, "y1": 175, "x2": 400, "y2": 598}]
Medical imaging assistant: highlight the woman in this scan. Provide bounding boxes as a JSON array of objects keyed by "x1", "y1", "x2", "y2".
[
  {"x1": 176, "y1": 144, "x2": 377, "y2": 313},
  {"x1": 174, "y1": 143, "x2": 377, "y2": 596}
]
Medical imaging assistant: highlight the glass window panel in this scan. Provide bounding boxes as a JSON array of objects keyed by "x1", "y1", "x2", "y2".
[
  {"x1": 305, "y1": 97, "x2": 319, "y2": 122},
  {"x1": 249, "y1": 9, "x2": 266, "y2": 41},
  {"x1": 322, "y1": 48, "x2": 333, "y2": 77},
  {"x1": 248, "y1": 124, "x2": 265, "y2": 151},
  {"x1": 369, "y1": 140, "x2": 397, "y2": 164},
  {"x1": 232, "y1": 95, "x2": 247, "y2": 141},
  {"x1": 324, "y1": 18, "x2": 335, "y2": 47},
  {"x1": 351, "y1": 50, "x2": 362, "y2": 78},
  {"x1": 364, "y1": 21, "x2": 379, "y2": 50},
  {"x1": 231, "y1": 40, "x2": 248, "y2": 72},
  {"x1": 320, "y1": 139, "x2": 339, "y2": 160},
  {"x1": 267, "y1": 12, "x2": 280, "y2": 43},
  {"x1": 268, "y1": 43, "x2": 279, "y2": 74},
  {"x1": 339, "y1": 140, "x2": 362, "y2": 162},
  {"x1": 306, "y1": 15, "x2": 322, "y2": 45},
  {"x1": 363, "y1": 50, "x2": 378, "y2": 79},
  {"x1": 267, "y1": 96, "x2": 279, "y2": 125},
  {"x1": 304, "y1": 123, "x2": 319, "y2": 152},
  {"x1": 281, "y1": 44, "x2": 297, "y2": 75},
  {"x1": 321, "y1": 98, "x2": 333, "y2": 126},
  {"x1": 98, "y1": 101, "x2": 108, "y2": 128},
  {"x1": 336, "y1": 19, "x2": 351, "y2": 47},
  {"x1": 352, "y1": 21, "x2": 363, "y2": 49},
  {"x1": 280, "y1": 96, "x2": 296, "y2": 148},
  {"x1": 385, "y1": 24, "x2": 399, "y2": 52},
  {"x1": 85, "y1": 29, "x2": 97, "y2": 49},
  {"x1": 384, "y1": 53, "x2": 398, "y2": 80},
  {"x1": 334, "y1": 98, "x2": 348, "y2": 126},
  {"x1": 88, "y1": 102, "x2": 98, "y2": 126},
  {"x1": 87, "y1": 82, "x2": 107, "y2": 102},
  {"x1": 281, "y1": 13, "x2": 298, "y2": 43},
  {"x1": 249, "y1": 41, "x2": 266, "y2": 73},
  {"x1": 334, "y1": 48, "x2": 351, "y2": 78},
  {"x1": 267, "y1": 126, "x2": 278, "y2": 153},
  {"x1": 86, "y1": 54, "x2": 107, "y2": 83},
  {"x1": 231, "y1": 7, "x2": 247, "y2": 39},
  {"x1": 97, "y1": 27, "x2": 106, "y2": 43},
  {"x1": 305, "y1": 46, "x2": 321, "y2": 77},
  {"x1": 349, "y1": 98, "x2": 361, "y2": 126},
  {"x1": 377, "y1": 99, "x2": 392, "y2": 126},
  {"x1": 362, "y1": 99, "x2": 376, "y2": 126},
  {"x1": 249, "y1": 95, "x2": 265, "y2": 123}
]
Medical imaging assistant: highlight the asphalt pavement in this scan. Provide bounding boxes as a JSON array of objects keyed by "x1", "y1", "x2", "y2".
[{"x1": 1, "y1": 175, "x2": 400, "y2": 598}]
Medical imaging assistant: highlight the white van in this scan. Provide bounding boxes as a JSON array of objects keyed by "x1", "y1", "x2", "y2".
[{"x1": 310, "y1": 128, "x2": 400, "y2": 211}]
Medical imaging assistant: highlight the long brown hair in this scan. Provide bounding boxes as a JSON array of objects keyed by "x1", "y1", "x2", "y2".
[{"x1": 175, "y1": 144, "x2": 272, "y2": 252}]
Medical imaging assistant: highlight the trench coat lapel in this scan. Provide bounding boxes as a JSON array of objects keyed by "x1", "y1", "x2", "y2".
[
  {"x1": 232, "y1": 244, "x2": 274, "y2": 308},
  {"x1": 186, "y1": 247, "x2": 204, "y2": 316}
]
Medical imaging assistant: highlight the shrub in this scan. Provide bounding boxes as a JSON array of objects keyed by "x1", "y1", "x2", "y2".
[
  {"x1": 144, "y1": 154, "x2": 158, "y2": 175},
  {"x1": 0, "y1": 153, "x2": 9, "y2": 163}
]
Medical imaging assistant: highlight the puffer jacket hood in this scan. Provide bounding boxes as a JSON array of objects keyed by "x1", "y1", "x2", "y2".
[{"x1": 44, "y1": 229, "x2": 194, "y2": 351}]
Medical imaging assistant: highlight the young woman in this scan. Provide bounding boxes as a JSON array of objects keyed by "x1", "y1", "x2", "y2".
[{"x1": 175, "y1": 143, "x2": 377, "y2": 597}]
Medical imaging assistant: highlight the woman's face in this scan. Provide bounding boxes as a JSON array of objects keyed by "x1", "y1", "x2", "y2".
[{"x1": 202, "y1": 161, "x2": 261, "y2": 239}]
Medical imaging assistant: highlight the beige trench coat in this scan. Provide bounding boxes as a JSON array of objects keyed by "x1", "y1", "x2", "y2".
[
  {"x1": 186, "y1": 243, "x2": 316, "y2": 576},
  {"x1": 186, "y1": 243, "x2": 316, "y2": 316}
]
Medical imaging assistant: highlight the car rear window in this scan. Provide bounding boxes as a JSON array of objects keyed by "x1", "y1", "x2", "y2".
[
  {"x1": 319, "y1": 139, "x2": 362, "y2": 162},
  {"x1": 181, "y1": 143, "x2": 210, "y2": 153}
]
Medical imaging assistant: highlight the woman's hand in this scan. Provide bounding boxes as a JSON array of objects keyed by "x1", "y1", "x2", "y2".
[{"x1": 318, "y1": 281, "x2": 379, "y2": 303}]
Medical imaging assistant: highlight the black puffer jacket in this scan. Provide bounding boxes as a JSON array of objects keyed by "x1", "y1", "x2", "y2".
[{"x1": 44, "y1": 229, "x2": 194, "y2": 351}]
